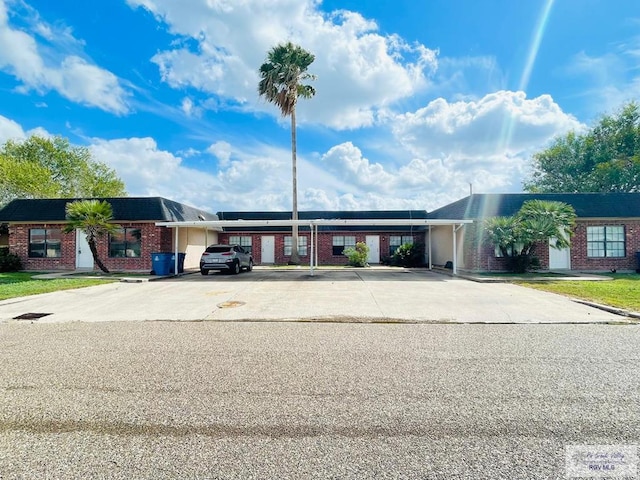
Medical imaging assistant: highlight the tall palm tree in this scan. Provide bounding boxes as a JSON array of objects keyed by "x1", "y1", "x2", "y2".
[
  {"x1": 63, "y1": 199, "x2": 120, "y2": 273},
  {"x1": 258, "y1": 42, "x2": 316, "y2": 264}
]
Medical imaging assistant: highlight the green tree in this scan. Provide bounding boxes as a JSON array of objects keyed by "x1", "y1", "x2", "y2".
[
  {"x1": 258, "y1": 42, "x2": 316, "y2": 264},
  {"x1": 525, "y1": 102, "x2": 640, "y2": 192},
  {"x1": 0, "y1": 135, "x2": 126, "y2": 205},
  {"x1": 63, "y1": 200, "x2": 120, "y2": 273},
  {"x1": 484, "y1": 200, "x2": 576, "y2": 272}
]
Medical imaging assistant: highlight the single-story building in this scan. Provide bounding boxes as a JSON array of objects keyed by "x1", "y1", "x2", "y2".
[
  {"x1": 0, "y1": 197, "x2": 220, "y2": 272},
  {"x1": 4, "y1": 193, "x2": 639, "y2": 274},
  {"x1": 215, "y1": 210, "x2": 431, "y2": 265},
  {"x1": 427, "y1": 193, "x2": 640, "y2": 272}
]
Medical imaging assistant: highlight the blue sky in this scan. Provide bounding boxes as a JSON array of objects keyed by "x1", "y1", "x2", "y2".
[{"x1": 1, "y1": 0, "x2": 639, "y2": 212}]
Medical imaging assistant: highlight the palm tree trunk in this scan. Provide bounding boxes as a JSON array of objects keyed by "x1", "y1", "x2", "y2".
[
  {"x1": 289, "y1": 106, "x2": 300, "y2": 265},
  {"x1": 88, "y1": 237, "x2": 110, "y2": 273}
]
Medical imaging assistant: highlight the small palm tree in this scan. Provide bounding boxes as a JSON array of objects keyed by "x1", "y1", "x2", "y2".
[
  {"x1": 63, "y1": 200, "x2": 119, "y2": 273},
  {"x1": 484, "y1": 200, "x2": 576, "y2": 272},
  {"x1": 258, "y1": 42, "x2": 316, "y2": 264}
]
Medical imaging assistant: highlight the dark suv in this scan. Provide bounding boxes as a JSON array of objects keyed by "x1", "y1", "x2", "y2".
[{"x1": 200, "y1": 244, "x2": 253, "y2": 275}]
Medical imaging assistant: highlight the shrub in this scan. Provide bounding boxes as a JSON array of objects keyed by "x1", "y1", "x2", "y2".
[
  {"x1": 343, "y1": 242, "x2": 369, "y2": 267},
  {"x1": 392, "y1": 243, "x2": 425, "y2": 267},
  {"x1": 0, "y1": 248, "x2": 22, "y2": 272},
  {"x1": 507, "y1": 254, "x2": 541, "y2": 273}
]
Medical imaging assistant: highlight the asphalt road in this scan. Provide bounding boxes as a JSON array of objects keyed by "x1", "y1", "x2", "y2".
[{"x1": 1, "y1": 321, "x2": 639, "y2": 479}]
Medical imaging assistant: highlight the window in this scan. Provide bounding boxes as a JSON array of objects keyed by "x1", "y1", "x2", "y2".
[
  {"x1": 587, "y1": 226, "x2": 625, "y2": 258},
  {"x1": 389, "y1": 235, "x2": 414, "y2": 255},
  {"x1": 109, "y1": 228, "x2": 142, "y2": 258},
  {"x1": 229, "y1": 235, "x2": 252, "y2": 253},
  {"x1": 284, "y1": 236, "x2": 308, "y2": 256},
  {"x1": 332, "y1": 236, "x2": 356, "y2": 255},
  {"x1": 29, "y1": 228, "x2": 62, "y2": 258}
]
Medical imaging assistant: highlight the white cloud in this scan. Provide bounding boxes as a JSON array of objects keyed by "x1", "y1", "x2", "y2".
[
  {"x1": 391, "y1": 91, "x2": 582, "y2": 159},
  {"x1": 89, "y1": 90, "x2": 584, "y2": 212},
  {"x1": 127, "y1": 0, "x2": 437, "y2": 129},
  {"x1": 1, "y1": 86, "x2": 585, "y2": 213},
  {"x1": 0, "y1": 0, "x2": 129, "y2": 114},
  {"x1": 207, "y1": 140, "x2": 231, "y2": 166},
  {"x1": 0, "y1": 114, "x2": 26, "y2": 143},
  {"x1": 180, "y1": 96, "x2": 202, "y2": 117},
  {"x1": 321, "y1": 142, "x2": 393, "y2": 191},
  {"x1": 0, "y1": 114, "x2": 52, "y2": 144},
  {"x1": 385, "y1": 91, "x2": 584, "y2": 198}
]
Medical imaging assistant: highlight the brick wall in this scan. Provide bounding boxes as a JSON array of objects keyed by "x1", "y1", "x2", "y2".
[
  {"x1": 9, "y1": 223, "x2": 175, "y2": 271},
  {"x1": 570, "y1": 220, "x2": 640, "y2": 271},
  {"x1": 219, "y1": 231, "x2": 422, "y2": 265},
  {"x1": 462, "y1": 220, "x2": 640, "y2": 272}
]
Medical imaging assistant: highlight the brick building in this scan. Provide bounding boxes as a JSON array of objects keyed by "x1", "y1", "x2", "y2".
[
  {"x1": 215, "y1": 210, "x2": 431, "y2": 265},
  {"x1": 4, "y1": 193, "x2": 640, "y2": 274},
  {"x1": 0, "y1": 197, "x2": 219, "y2": 272},
  {"x1": 427, "y1": 193, "x2": 640, "y2": 273}
]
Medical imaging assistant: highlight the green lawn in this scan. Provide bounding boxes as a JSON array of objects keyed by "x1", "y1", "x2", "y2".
[
  {"x1": 0, "y1": 272, "x2": 116, "y2": 301},
  {"x1": 517, "y1": 274, "x2": 640, "y2": 312}
]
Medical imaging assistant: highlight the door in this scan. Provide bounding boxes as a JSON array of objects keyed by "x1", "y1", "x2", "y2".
[
  {"x1": 366, "y1": 235, "x2": 380, "y2": 264},
  {"x1": 261, "y1": 236, "x2": 275, "y2": 264},
  {"x1": 75, "y1": 229, "x2": 94, "y2": 269},
  {"x1": 549, "y1": 237, "x2": 571, "y2": 269}
]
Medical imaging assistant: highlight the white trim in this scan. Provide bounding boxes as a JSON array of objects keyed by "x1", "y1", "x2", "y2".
[{"x1": 156, "y1": 218, "x2": 473, "y2": 276}]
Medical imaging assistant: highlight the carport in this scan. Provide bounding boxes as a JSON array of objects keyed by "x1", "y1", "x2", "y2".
[{"x1": 156, "y1": 218, "x2": 473, "y2": 276}]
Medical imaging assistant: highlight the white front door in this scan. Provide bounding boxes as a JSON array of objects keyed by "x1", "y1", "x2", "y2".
[
  {"x1": 261, "y1": 236, "x2": 275, "y2": 264},
  {"x1": 366, "y1": 235, "x2": 380, "y2": 264},
  {"x1": 549, "y1": 237, "x2": 571, "y2": 270},
  {"x1": 75, "y1": 229, "x2": 94, "y2": 269}
]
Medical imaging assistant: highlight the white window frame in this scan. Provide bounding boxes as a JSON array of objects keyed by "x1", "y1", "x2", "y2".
[
  {"x1": 284, "y1": 236, "x2": 308, "y2": 256},
  {"x1": 332, "y1": 235, "x2": 356, "y2": 255},
  {"x1": 587, "y1": 226, "x2": 625, "y2": 258},
  {"x1": 229, "y1": 235, "x2": 252, "y2": 253}
]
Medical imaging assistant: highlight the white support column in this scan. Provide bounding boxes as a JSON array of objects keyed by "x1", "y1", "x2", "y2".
[
  {"x1": 310, "y1": 223, "x2": 315, "y2": 276},
  {"x1": 428, "y1": 225, "x2": 432, "y2": 270},
  {"x1": 315, "y1": 225, "x2": 318, "y2": 269},
  {"x1": 174, "y1": 227, "x2": 179, "y2": 276},
  {"x1": 452, "y1": 224, "x2": 457, "y2": 275}
]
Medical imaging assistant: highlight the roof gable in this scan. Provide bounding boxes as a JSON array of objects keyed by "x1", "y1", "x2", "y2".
[{"x1": 0, "y1": 197, "x2": 218, "y2": 223}]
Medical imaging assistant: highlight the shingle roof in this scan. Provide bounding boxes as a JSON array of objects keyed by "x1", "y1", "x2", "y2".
[
  {"x1": 428, "y1": 193, "x2": 640, "y2": 220},
  {"x1": 0, "y1": 197, "x2": 218, "y2": 222}
]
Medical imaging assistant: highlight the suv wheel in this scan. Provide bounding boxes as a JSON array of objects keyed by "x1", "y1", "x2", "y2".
[
  {"x1": 246, "y1": 260, "x2": 253, "y2": 272},
  {"x1": 231, "y1": 261, "x2": 240, "y2": 275},
  {"x1": 200, "y1": 268, "x2": 209, "y2": 276}
]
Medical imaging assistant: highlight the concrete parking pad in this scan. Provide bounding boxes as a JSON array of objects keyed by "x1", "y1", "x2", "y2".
[{"x1": 0, "y1": 268, "x2": 628, "y2": 324}]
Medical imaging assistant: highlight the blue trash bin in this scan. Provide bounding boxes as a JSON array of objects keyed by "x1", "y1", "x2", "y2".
[
  {"x1": 151, "y1": 252, "x2": 172, "y2": 275},
  {"x1": 169, "y1": 253, "x2": 186, "y2": 274}
]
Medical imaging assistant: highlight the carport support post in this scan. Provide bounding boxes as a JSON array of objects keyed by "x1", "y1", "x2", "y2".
[
  {"x1": 174, "y1": 226, "x2": 179, "y2": 276},
  {"x1": 452, "y1": 224, "x2": 457, "y2": 275},
  {"x1": 314, "y1": 224, "x2": 318, "y2": 270},
  {"x1": 309, "y1": 222, "x2": 315, "y2": 276},
  {"x1": 428, "y1": 225, "x2": 432, "y2": 270}
]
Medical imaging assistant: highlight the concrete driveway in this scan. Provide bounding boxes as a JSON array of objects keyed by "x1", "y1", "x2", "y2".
[{"x1": 0, "y1": 268, "x2": 628, "y2": 324}]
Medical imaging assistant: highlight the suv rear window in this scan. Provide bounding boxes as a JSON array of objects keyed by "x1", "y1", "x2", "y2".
[{"x1": 205, "y1": 245, "x2": 233, "y2": 253}]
